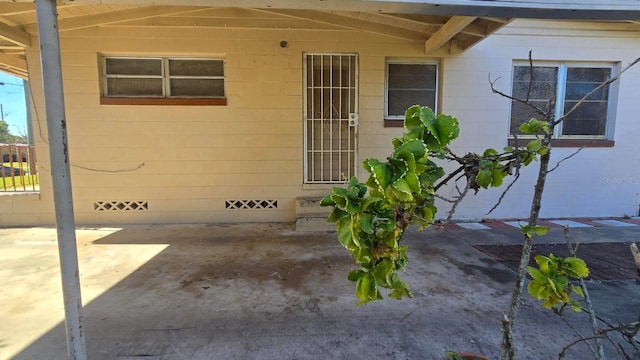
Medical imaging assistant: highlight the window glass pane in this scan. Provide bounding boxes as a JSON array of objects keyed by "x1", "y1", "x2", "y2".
[
  {"x1": 562, "y1": 67, "x2": 610, "y2": 136},
  {"x1": 170, "y1": 79, "x2": 225, "y2": 97},
  {"x1": 513, "y1": 66, "x2": 558, "y2": 83},
  {"x1": 565, "y1": 67, "x2": 611, "y2": 101},
  {"x1": 105, "y1": 58, "x2": 161, "y2": 76},
  {"x1": 562, "y1": 101, "x2": 607, "y2": 136},
  {"x1": 388, "y1": 90, "x2": 436, "y2": 117},
  {"x1": 565, "y1": 83, "x2": 609, "y2": 101},
  {"x1": 511, "y1": 66, "x2": 557, "y2": 99},
  {"x1": 388, "y1": 64, "x2": 437, "y2": 90},
  {"x1": 107, "y1": 78, "x2": 163, "y2": 96},
  {"x1": 168, "y1": 59, "x2": 224, "y2": 77},
  {"x1": 510, "y1": 100, "x2": 549, "y2": 134},
  {"x1": 566, "y1": 67, "x2": 610, "y2": 82},
  {"x1": 511, "y1": 81, "x2": 557, "y2": 101},
  {"x1": 510, "y1": 66, "x2": 557, "y2": 135}
]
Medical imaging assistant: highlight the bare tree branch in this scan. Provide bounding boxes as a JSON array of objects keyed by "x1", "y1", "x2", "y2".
[
  {"x1": 548, "y1": 147, "x2": 584, "y2": 173},
  {"x1": 444, "y1": 179, "x2": 472, "y2": 225},
  {"x1": 564, "y1": 226, "x2": 605, "y2": 360},
  {"x1": 486, "y1": 170, "x2": 521, "y2": 215},
  {"x1": 490, "y1": 74, "x2": 548, "y2": 119}
]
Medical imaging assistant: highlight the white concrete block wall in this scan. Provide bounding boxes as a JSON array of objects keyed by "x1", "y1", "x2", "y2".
[{"x1": 438, "y1": 20, "x2": 640, "y2": 220}]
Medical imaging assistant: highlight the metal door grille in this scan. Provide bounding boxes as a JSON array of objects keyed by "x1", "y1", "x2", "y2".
[{"x1": 303, "y1": 53, "x2": 358, "y2": 183}]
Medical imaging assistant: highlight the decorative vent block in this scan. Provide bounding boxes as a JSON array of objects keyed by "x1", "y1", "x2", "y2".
[
  {"x1": 94, "y1": 201, "x2": 148, "y2": 211},
  {"x1": 225, "y1": 199, "x2": 277, "y2": 210}
]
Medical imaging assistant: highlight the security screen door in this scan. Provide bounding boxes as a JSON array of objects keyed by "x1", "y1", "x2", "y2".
[{"x1": 303, "y1": 53, "x2": 358, "y2": 184}]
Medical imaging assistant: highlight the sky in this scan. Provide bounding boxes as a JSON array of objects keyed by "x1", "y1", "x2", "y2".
[{"x1": 0, "y1": 72, "x2": 27, "y2": 136}]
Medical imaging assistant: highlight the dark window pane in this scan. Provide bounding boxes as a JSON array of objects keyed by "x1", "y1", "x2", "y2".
[
  {"x1": 388, "y1": 63, "x2": 437, "y2": 90},
  {"x1": 388, "y1": 90, "x2": 436, "y2": 117},
  {"x1": 513, "y1": 66, "x2": 557, "y2": 83},
  {"x1": 105, "y1": 58, "x2": 161, "y2": 76},
  {"x1": 510, "y1": 100, "x2": 549, "y2": 135},
  {"x1": 170, "y1": 79, "x2": 225, "y2": 97},
  {"x1": 562, "y1": 101, "x2": 607, "y2": 136},
  {"x1": 510, "y1": 66, "x2": 557, "y2": 135},
  {"x1": 169, "y1": 59, "x2": 224, "y2": 77},
  {"x1": 566, "y1": 67, "x2": 610, "y2": 82},
  {"x1": 512, "y1": 80, "x2": 556, "y2": 100},
  {"x1": 565, "y1": 83, "x2": 609, "y2": 101},
  {"x1": 107, "y1": 78, "x2": 163, "y2": 96}
]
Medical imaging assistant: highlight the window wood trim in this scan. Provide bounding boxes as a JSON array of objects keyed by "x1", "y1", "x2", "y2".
[
  {"x1": 384, "y1": 59, "x2": 439, "y2": 121},
  {"x1": 384, "y1": 119, "x2": 405, "y2": 128},
  {"x1": 100, "y1": 56, "x2": 226, "y2": 101},
  {"x1": 100, "y1": 97, "x2": 227, "y2": 106},
  {"x1": 507, "y1": 138, "x2": 614, "y2": 148}
]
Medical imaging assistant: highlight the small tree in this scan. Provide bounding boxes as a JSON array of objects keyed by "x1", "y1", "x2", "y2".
[{"x1": 323, "y1": 52, "x2": 640, "y2": 359}]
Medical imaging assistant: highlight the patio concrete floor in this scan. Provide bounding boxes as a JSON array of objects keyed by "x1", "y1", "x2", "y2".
[{"x1": 1, "y1": 223, "x2": 639, "y2": 360}]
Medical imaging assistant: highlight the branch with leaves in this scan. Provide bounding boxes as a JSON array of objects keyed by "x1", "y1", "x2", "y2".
[{"x1": 321, "y1": 105, "x2": 548, "y2": 305}]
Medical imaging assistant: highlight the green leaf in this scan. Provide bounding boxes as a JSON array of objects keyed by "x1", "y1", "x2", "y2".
[
  {"x1": 360, "y1": 213, "x2": 375, "y2": 234},
  {"x1": 373, "y1": 259, "x2": 395, "y2": 286},
  {"x1": 433, "y1": 114, "x2": 460, "y2": 147},
  {"x1": 393, "y1": 139, "x2": 427, "y2": 162},
  {"x1": 503, "y1": 146, "x2": 515, "y2": 153},
  {"x1": 320, "y1": 195, "x2": 335, "y2": 207},
  {"x1": 337, "y1": 216, "x2": 355, "y2": 248},
  {"x1": 519, "y1": 118, "x2": 549, "y2": 135},
  {"x1": 527, "y1": 266, "x2": 545, "y2": 281},
  {"x1": 364, "y1": 159, "x2": 392, "y2": 189},
  {"x1": 491, "y1": 168, "x2": 505, "y2": 187},
  {"x1": 327, "y1": 207, "x2": 349, "y2": 223},
  {"x1": 347, "y1": 270, "x2": 365, "y2": 282},
  {"x1": 476, "y1": 169, "x2": 492, "y2": 189},
  {"x1": 520, "y1": 225, "x2": 548, "y2": 238},
  {"x1": 526, "y1": 139, "x2": 542, "y2": 152},
  {"x1": 570, "y1": 300, "x2": 583, "y2": 312},
  {"x1": 404, "y1": 105, "x2": 423, "y2": 132},
  {"x1": 356, "y1": 273, "x2": 377, "y2": 305},
  {"x1": 392, "y1": 178, "x2": 413, "y2": 196},
  {"x1": 483, "y1": 148, "x2": 499, "y2": 157},
  {"x1": 389, "y1": 275, "x2": 412, "y2": 300},
  {"x1": 562, "y1": 257, "x2": 590, "y2": 278}
]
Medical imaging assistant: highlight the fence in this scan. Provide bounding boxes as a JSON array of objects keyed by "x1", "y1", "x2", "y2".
[{"x1": 1, "y1": 143, "x2": 38, "y2": 192}]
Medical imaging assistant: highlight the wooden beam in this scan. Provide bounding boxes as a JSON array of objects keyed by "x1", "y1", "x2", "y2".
[
  {"x1": 0, "y1": 3, "x2": 35, "y2": 15},
  {"x1": 256, "y1": 9, "x2": 427, "y2": 41},
  {"x1": 24, "y1": 6, "x2": 209, "y2": 33},
  {"x1": 424, "y1": 15, "x2": 476, "y2": 54},
  {"x1": 112, "y1": 16, "x2": 344, "y2": 30},
  {"x1": 0, "y1": 22, "x2": 30, "y2": 47},
  {"x1": 0, "y1": 53, "x2": 26, "y2": 73}
]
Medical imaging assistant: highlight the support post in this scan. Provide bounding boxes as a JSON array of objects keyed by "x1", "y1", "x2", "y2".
[{"x1": 34, "y1": 1, "x2": 86, "y2": 359}]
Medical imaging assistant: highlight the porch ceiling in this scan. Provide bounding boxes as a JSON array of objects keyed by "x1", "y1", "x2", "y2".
[{"x1": 0, "y1": 1, "x2": 639, "y2": 79}]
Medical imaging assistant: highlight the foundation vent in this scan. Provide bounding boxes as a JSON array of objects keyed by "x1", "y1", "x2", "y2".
[
  {"x1": 225, "y1": 199, "x2": 277, "y2": 210},
  {"x1": 94, "y1": 201, "x2": 148, "y2": 211}
]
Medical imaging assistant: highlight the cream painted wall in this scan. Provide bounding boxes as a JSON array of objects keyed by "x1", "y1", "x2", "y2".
[{"x1": 3, "y1": 19, "x2": 639, "y2": 226}]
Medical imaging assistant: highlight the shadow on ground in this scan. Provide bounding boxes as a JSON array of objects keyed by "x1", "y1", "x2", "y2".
[{"x1": 7, "y1": 224, "x2": 640, "y2": 360}]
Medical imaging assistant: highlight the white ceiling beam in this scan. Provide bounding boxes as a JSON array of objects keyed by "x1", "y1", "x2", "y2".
[
  {"x1": 424, "y1": 15, "x2": 476, "y2": 53},
  {"x1": 24, "y1": 6, "x2": 209, "y2": 33},
  {"x1": 256, "y1": 9, "x2": 426, "y2": 41},
  {"x1": 0, "y1": 21, "x2": 30, "y2": 47}
]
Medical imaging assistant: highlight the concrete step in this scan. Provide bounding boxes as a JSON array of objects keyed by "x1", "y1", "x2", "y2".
[
  {"x1": 295, "y1": 197, "x2": 331, "y2": 217},
  {"x1": 295, "y1": 217, "x2": 336, "y2": 232}
]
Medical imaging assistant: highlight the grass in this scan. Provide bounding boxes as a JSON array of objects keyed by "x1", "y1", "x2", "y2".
[{"x1": 1, "y1": 162, "x2": 39, "y2": 191}]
